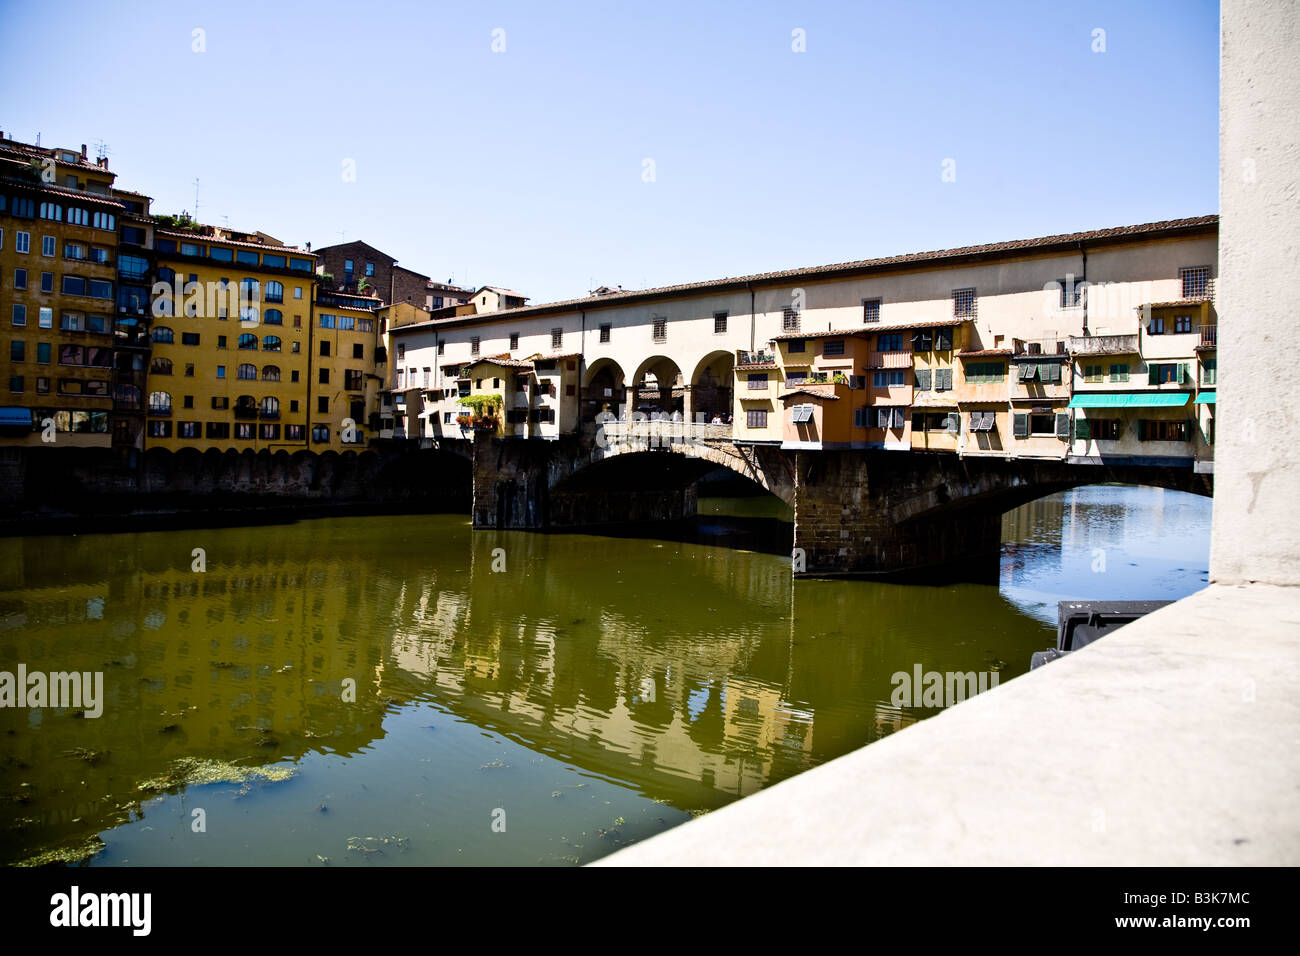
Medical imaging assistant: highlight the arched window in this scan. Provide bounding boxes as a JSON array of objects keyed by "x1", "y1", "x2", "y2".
[
  {"x1": 148, "y1": 391, "x2": 171, "y2": 413},
  {"x1": 262, "y1": 335, "x2": 281, "y2": 352},
  {"x1": 237, "y1": 333, "x2": 258, "y2": 350},
  {"x1": 152, "y1": 326, "x2": 174, "y2": 343},
  {"x1": 240, "y1": 278, "x2": 259, "y2": 301},
  {"x1": 150, "y1": 357, "x2": 173, "y2": 375},
  {"x1": 235, "y1": 395, "x2": 257, "y2": 416},
  {"x1": 237, "y1": 363, "x2": 257, "y2": 380},
  {"x1": 261, "y1": 365, "x2": 281, "y2": 381},
  {"x1": 239, "y1": 306, "x2": 259, "y2": 325},
  {"x1": 265, "y1": 281, "x2": 284, "y2": 303},
  {"x1": 39, "y1": 202, "x2": 63, "y2": 221},
  {"x1": 263, "y1": 309, "x2": 283, "y2": 326},
  {"x1": 260, "y1": 396, "x2": 280, "y2": 418}
]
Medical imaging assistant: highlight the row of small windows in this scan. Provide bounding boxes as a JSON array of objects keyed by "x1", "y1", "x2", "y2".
[
  {"x1": 145, "y1": 421, "x2": 358, "y2": 444},
  {"x1": 153, "y1": 238, "x2": 313, "y2": 273},
  {"x1": 317, "y1": 313, "x2": 374, "y2": 331},
  {"x1": 0, "y1": 196, "x2": 116, "y2": 230},
  {"x1": 10, "y1": 305, "x2": 111, "y2": 331}
]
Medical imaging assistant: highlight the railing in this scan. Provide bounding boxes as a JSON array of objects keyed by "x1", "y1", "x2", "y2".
[
  {"x1": 1067, "y1": 333, "x2": 1140, "y2": 355},
  {"x1": 233, "y1": 407, "x2": 258, "y2": 420},
  {"x1": 1013, "y1": 337, "x2": 1069, "y2": 356},
  {"x1": 259, "y1": 409, "x2": 280, "y2": 420},
  {"x1": 1199, "y1": 325, "x2": 1218, "y2": 348},
  {"x1": 147, "y1": 404, "x2": 171, "y2": 417},
  {"x1": 584, "y1": 417, "x2": 733, "y2": 443},
  {"x1": 868, "y1": 350, "x2": 912, "y2": 369},
  {"x1": 737, "y1": 349, "x2": 776, "y2": 366}
]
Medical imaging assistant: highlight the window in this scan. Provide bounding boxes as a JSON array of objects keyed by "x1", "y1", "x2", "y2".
[
  {"x1": 319, "y1": 313, "x2": 335, "y2": 329},
  {"x1": 1075, "y1": 417, "x2": 1121, "y2": 441},
  {"x1": 1180, "y1": 266, "x2": 1210, "y2": 299},
  {"x1": 551, "y1": 328, "x2": 563, "y2": 349},
  {"x1": 181, "y1": 332, "x2": 200, "y2": 346},
  {"x1": 10, "y1": 341, "x2": 24, "y2": 362},
  {"x1": 934, "y1": 327, "x2": 954, "y2": 351},
  {"x1": 262, "y1": 281, "x2": 284, "y2": 304},
  {"x1": 1058, "y1": 276, "x2": 1084, "y2": 309},
  {"x1": 286, "y1": 424, "x2": 304, "y2": 441},
  {"x1": 217, "y1": 335, "x2": 227, "y2": 349},
  {"x1": 262, "y1": 335, "x2": 281, "y2": 352},
  {"x1": 1148, "y1": 362, "x2": 1188, "y2": 385},
  {"x1": 38, "y1": 307, "x2": 52, "y2": 328},
  {"x1": 39, "y1": 202, "x2": 62, "y2": 221},
  {"x1": 964, "y1": 361, "x2": 1005, "y2": 384},
  {"x1": 92, "y1": 212, "x2": 115, "y2": 231},
  {"x1": 779, "y1": 307, "x2": 801, "y2": 333},
  {"x1": 211, "y1": 396, "x2": 229, "y2": 410},
  {"x1": 147, "y1": 420, "x2": 171, "y2": 438},
  {"x1": 151, "y1": 325, "x2": 174, "y2": 343},
  {"x1": 968, "y1": 410, "x2": 998, "y2": 433},
  {"x1": 345, "y1": 370, "x2": 363, "y2": 390},
  {"x1": 312, "y1": 424, "x2": 330, "y2": 443},
  {"x1": 1139, "y1": 419, "x2": 1192, "y2": 442},
  {"x1": 11, "y1": 304, "x2": 25, "y2": 326},
  {"x1": 205, "y1": 422, "x2": 231, "y2": 439},
  {"x1": 320, "y1": 341, "x2": 331, "y2": 357},
  {"x1": 36, "y1": 342, "x2": 50, "y2": 364},
  {"x1": 319, "y1": 368, "x2": 330, "y2": 384},
  {"x1": 240, "y1": 277, "x2": 259, "y2": 301},
  {"x1": 35, "y1": 376, "x2": 49, "y2": 394},
  {"x1": 1024, "y1": 413, "x2": 1065, "y2": 436},
  {"x1": 364, "y1": 262, "x2": 375, "y2": 277},
  {"x1": 237, "y1": 363, "x2": 257, "y2": 380},
  {"x1": 1174, "y1": 314, "x2": 1192, "y2": 333},
  {"x1": 914, "y1": 369, "x2": 931, "y2": 391},
  {"x1": 1108, "y1": 363, "x2": 1129, "y2": 382},
  {"x1": 294, "y1": 287, "x2": 303, "y2": 299},
  {"x1": 863, "y1": 299, "x2": 881, "y2": 323},
  {"x1": 151, "y1": 356, "x2": 174, "y2": 375},
  {"x1": 238, "y1": 333, "x2": 257, "y2": 349},
  {"x1": 953, "y1": 288, "x2": 977, "y2": 318},
  {"x1": 15, "y1": 231, "x2": 30, "y2": 253},
  {"x1": 471, "y1": 336, "x2": 481, "y2": 356},
  {"x1": 41, "y1": 235, "x2": 55, "y2": 256},
  {"x1": 747, "y1": 373, "x2": 768, "y2": 390},
  {"x1": 912, "y1": 329, "x2": 932, "y2": 352},
  {"x1": 148, "y1": 391, "x2": 172, "y2": 414},
  {"x1": 872, "y1": 369, "x2": 906, "y2": 387},
  {"x1": 746, "y1": 408, "x2": 768, "y2": 428},
  {"x1": 262, "y1": 254, "x2": 285, "y2": 270},
  {"x1": 1201, "y1": 357, "x2": 1217, "y2": 385},
  {"x1": 236, "y1": 251, "x2": 259, "y2": 267},
  {"x1": 263, "y1": 309, "x2": 283, "y2": 326},
  {"x1": 1149, "y1": 316, "x2": 1166, "y2": 335},
  {"x1": 1084, "y1": 364, "x2": 1104, "y2": 383},
  {"x1": 823, "y1": 339, "x2": 845, "y2": 356},
  {"x1": 216, "y1": 366, "x2": 226, "y2": 379},
  {"x1": 291, "y1": 370, "x2": 299, "y2": 383},
  {"x1": 317, "y1": 397, "x2": 329, "y2": 414},
  {"x1": 875, "y1": 406, "x2": 905, "y2": 429},
  {"x1": 260, "y1": 396, "x2": 279, "y2": 419},
  {"x1": 713, "y1": 312, "x2": 728, "y2": 334},
  {"x1": 177, "y1": 421, "x2": 200, "y2": 439},
  {"x1": 338, "y1": 314, "x2": 355, "y2": 331},
  {"x1": 652, "y1": 318, "x2": 667, "y2": 343},
  {"x1": 599, "y1": 323, "x2": 611, "y2": 343},
  {"x1": 208, "y1": 246, "x2": 232, "y2": 263},
  {"x1": 8, "y1": 375, "x2": 22, "y2": 393},
  {"x1": 877, "y1": 333, "x2": 904, "y2": 352},
  {"x1": 14, "y1": 268, "x2": 27, "y2": 290},
  {"x1": 933, "y1": 368, "x2": 953, "y2": 391}
]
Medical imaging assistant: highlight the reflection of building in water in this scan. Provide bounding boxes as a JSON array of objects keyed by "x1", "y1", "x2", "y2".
[{"x1": 0, "y1": 537, "x2": 395, "y2": 862}]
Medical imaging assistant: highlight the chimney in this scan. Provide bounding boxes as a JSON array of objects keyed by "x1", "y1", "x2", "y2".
[
  {"x1": 306, "y1": 242, "x2": 311, "y2": 252},
  {"x1": 81, "y1": 144, "x2": 87, "y2": 159}
]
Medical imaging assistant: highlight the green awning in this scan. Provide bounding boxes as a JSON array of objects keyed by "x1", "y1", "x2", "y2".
[
  {"x1": 1195, "y1": 392, "x2": 1216, "y2": 404},
  {"x1": 1068, "y1": 392, "x2": 1191, "y2": 409}
]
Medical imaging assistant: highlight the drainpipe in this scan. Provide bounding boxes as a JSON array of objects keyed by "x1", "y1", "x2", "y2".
[
  {"x1": 578, "y1": 310, "x2": 585, "y2": 427},
  {"x1": 747, "y1": 281, "x2": 756, "y2": 353},
  {"x1": 1078, "y1": 240, "x2": 1088, "y2": 334}
]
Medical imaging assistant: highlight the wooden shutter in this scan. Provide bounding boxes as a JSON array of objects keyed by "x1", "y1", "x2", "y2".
[
  {"x1": 945, "y1": 412, "x2": 959, "y2": 433},
  {"x1": 1148, "y1": 364, "x2": 1160, "y2": 385},
  {"x1": 915, "y1": 369, "x2": 931, "y2": 390},
  {"x1": 1138, "y1": 419, "x2": 1149, "y2": 441},
  {"x1": 1055, "y1": 412, "x2": 1070, "y2": 438},
  {"x1": 1013, "y1": 413, "x2": 1029, "y2": 438},
  {"x1": 1075, "y1": 417, "x2": 1091, "y2": 440}
]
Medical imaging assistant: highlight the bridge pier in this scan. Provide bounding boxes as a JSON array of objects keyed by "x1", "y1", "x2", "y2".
[{"x1": 792, "y1": 450, "x2": 1003, "y2": 582}]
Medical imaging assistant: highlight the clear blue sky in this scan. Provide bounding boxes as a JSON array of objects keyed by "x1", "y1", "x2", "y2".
[{"x1": 1, "y1": 0, "x2": 1219, "y2": 303}]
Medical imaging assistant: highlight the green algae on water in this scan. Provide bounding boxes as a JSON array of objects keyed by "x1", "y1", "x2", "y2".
[{"x1": 137, "y1": 757, "x2": 296, "y2": 794}]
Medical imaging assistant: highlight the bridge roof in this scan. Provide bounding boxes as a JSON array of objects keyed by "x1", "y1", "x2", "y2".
[{"x1": 387, "y1": 215, "x2": 1219, "y2": 334}]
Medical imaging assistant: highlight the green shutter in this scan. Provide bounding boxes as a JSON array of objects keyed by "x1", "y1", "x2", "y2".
[
  {"x1": 1138, "y1": 419, "x2": 1148, "y2": 442},
  {"x1": 915, "y1": 369, "x2": 931, "y2": 390},
  {"x1": 1055, "y1": 412, "x2": 1070, "y2": 438},
  {"x1": 1179, "y1": 362, "x2": 1190, "y2": 384},
  {"x1": 1075, "y1": 417, "x2": 1091, "y2": 440},
  {"x1": 1148, "y1": 364, "x2": 1159, "y2": 385},
  {"x1": 1013, "y1": 413, "x2": 1029, "y2": 438},
  {"x1": 946, "y1": 412, "x2": 959, "y2": 433}
]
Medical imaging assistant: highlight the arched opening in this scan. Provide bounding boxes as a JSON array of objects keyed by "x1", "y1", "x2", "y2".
[
  {"x1": 690, "y1": 350, "x2": 734, "y2": 425},
  {"x1": 629, "y1": 356, "x2": 684, "y2": 420},
  {"x1": 582, "y1": 357, "x2": 626, "y2": 422}
]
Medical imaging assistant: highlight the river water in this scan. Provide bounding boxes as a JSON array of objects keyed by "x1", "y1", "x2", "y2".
[{"x1": 0, "y1": 484, "x2": 1210, "y2": 866}]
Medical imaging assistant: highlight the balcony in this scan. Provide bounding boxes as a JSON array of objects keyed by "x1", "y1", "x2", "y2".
[
  {"x1": 736, "y1": 348, "x2": 776, "y2": 367},
  {"x1": 1198, "y1": 325, "x2": 1218, "y2": 349},
  {"x1": 1067, "y1": 333, "x2": 1140, "y2": 356},
  {"x1": 146, "y1": 404, "x2": 171, "y2": 417},
  {"x1": 1013, "y1": 337, "x2": 1069, "y2": 356},
  {"x1": 234, "y1": 406, "x2": 259, "y2": 420},
  {"x1": 259, "y1": 409, "x2": 280, "y2": 420},
  {"x1": 867, "y1": 350, "x2": 912, "y2": 369}
]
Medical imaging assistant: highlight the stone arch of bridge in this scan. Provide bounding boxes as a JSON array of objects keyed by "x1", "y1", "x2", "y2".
[{"x1": 629, "y1": 354, "x2": 685, "y2": 418}]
